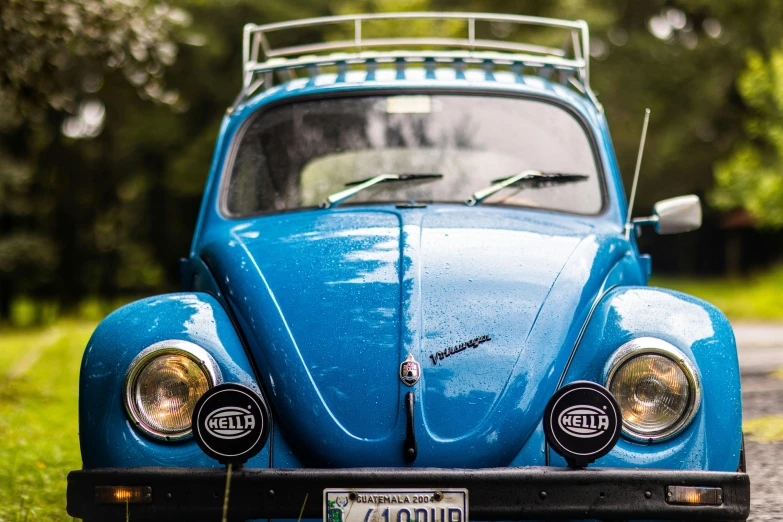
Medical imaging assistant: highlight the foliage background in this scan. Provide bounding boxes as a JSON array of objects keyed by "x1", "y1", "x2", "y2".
[{"x1": 3, "y1": 0, "x2": 783, "y2": 323}]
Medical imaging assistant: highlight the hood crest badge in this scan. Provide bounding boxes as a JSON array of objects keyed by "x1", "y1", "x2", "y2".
[{"x1": 399, "y1": 354, "x2": 421, "y2": 386}]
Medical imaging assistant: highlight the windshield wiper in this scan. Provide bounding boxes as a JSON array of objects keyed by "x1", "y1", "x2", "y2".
[
  {"x1": 465, "y1": 170, "x2": 588, "y2": 206},
  {"x1": 320, "y1": 173, "x2": 443, "y2": 209}
]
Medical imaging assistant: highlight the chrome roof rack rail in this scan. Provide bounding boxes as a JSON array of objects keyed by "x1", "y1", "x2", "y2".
[{"x1": 236, "y1": 12, "x2": 598, "y2": 108}]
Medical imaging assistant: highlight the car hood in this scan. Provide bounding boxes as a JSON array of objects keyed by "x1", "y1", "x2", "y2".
[{"x1": 201, "y1": 206, "x2": 629, "y2": 467}]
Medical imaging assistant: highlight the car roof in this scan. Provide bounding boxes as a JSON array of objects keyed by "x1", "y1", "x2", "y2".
[{"x1": 230, "y1": 67, "x2": 605, "y2": 129}]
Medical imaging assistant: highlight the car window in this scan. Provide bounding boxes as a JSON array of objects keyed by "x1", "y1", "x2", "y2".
[{"x1": 224, "y1": 94, "x2": 603, "y2": 215}]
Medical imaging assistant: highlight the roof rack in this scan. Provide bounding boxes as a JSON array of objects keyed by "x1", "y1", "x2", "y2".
[{"x1": 238, "y1": 12, "x2": 597, "y2": 107}]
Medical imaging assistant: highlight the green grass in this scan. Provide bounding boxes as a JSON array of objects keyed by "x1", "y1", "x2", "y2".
[
  {"x1": 0, "y1": 321, "x2": 95, "y2": 521},
  {"x1": 744, "y1": 415, "x2": 783, "y2": 442},
  {"x1": 651, "y1": 264, "x2": 783, "y2": 321}
]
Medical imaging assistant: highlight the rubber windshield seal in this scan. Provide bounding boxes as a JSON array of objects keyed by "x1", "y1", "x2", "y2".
[{"x1": 217, "y1": 87, "x2": 610, "y2": 220}]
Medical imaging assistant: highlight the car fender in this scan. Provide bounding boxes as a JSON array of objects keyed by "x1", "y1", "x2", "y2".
[
  {"x1": 554, "y1": 286, "x2": 742, "y2": 472},
  {"x1": 78, "y1": 292, "x2": 268, "y2": 469}
]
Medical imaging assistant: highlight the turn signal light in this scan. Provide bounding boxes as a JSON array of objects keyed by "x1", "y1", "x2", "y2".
[
  {"x1": 665, "y1": 485, "x2": 722, "y2": 506},
  {"x1": 95, "y1": 486, "x2": 152, "y2": 504}
]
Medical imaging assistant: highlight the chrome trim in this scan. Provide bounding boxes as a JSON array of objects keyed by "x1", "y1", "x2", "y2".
[
  {"x1": 604, "y1": 337, "x2": 702, "y2": 442},
  {"x1": 264, "y1": 38, "x2": 568, "y2": 60},
  {"x1": 123, "y1": 340, "x2": 222, "y2": 441},
  {"x1": 237, "y1": 12, "x2": 596, "y2": 107}
]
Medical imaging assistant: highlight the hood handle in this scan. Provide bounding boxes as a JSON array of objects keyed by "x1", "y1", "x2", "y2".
[{"x1": 404, "y1": 392, "x2": 418, "y2": 463}]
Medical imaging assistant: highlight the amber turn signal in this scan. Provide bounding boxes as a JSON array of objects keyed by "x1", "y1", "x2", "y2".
[
  {"x1": 665, "y1": 485, "x2": 722, "y2": 506},
  {"x1": 95, "y1": 486, "x2": 152, "y2": 504}
]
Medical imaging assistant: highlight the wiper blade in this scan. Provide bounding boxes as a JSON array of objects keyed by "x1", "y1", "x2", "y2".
[
  {"x1": 344, "y1": 173, "x2": 442, "y2": 187},
  {"x1": 466, "y1": 170, "x2": 588, "y2": 206},
  {"x1": 321, "y1": 173, "x2": 443, "y2": 209}
]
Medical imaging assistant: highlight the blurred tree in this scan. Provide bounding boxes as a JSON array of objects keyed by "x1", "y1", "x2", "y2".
[
  {"x1": 0, "y1": 0, "x2": 187, "y2": 318},
  {"x1": 712, "y1": 44, "x2": 783, "y2": 227},
  {"x1": 2, "y1": 0, "x2": 782, "y2": 321},
  {"x1": 1, "y1": 0, "x2": 187, "y2": 115},
  {"x1": 0, "y1": 0, "x2": 331, "y2": 321}
]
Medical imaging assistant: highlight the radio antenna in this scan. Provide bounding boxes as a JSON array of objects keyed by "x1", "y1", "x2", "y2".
[{"x1": 625, "y1": 108, "x2": 651, "y2": 238}]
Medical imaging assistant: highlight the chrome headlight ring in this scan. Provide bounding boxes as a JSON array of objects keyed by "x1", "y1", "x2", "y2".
[
  {"x1": 604, "y1": 337, "x2": 701, "y2": 442},
  {"x1": 124, "y1": 340, "x2": 222, "y2": 440}
]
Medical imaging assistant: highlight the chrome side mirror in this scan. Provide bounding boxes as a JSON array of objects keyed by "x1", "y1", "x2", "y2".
[{"x1": 633, "y1": 195, "x2": 702, "y2": 235}]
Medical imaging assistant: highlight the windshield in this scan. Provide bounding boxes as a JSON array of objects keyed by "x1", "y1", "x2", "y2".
[{"x1": 223, "y1": 94, "x2": 603, "y2": 216}]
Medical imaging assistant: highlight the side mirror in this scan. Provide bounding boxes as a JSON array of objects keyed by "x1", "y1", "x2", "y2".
[{"x1": 633, "y1": 195, "x2": 702, "y2": 235}]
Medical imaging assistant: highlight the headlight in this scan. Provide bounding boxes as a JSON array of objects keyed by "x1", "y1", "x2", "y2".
[
  {"x1": 605, "y1": 337, "x2": 700, "y2": 441},
  {"x1": 124, "y1": 340, "x2": 221, "y2": 440}
]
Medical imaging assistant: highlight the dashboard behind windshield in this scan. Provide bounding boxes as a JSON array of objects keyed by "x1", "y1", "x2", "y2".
[{"x1": 223, "y1": 93, "x2": 604, "y2": 216}]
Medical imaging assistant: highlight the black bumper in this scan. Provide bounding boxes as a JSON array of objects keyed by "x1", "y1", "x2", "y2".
[{"x1": 67, "y1": 466, "x2": 750, "y2": 521}]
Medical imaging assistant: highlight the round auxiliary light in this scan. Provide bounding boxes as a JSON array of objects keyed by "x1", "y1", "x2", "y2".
[
  {"x1": 124, "y1": 340, "x2": 222, "y2": 440},
  {"x1": 605, "y1": 338, "x2": 700, "y2": 442}
]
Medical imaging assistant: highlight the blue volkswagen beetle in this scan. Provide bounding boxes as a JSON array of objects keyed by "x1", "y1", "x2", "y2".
[{"x1": 67, "y1": 12, "x2": 750, "y2": 522}]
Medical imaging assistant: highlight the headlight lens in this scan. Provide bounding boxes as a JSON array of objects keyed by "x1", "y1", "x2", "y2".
[
  {"x1": 606, "y1": 338, "x2": 700, "y2": 441},
  {"x1": 134, "y1": 355, "x2": 210, "y2": 434},
  {"x1": 125, "y1": 341, "x2": 221, "y2": 440}
]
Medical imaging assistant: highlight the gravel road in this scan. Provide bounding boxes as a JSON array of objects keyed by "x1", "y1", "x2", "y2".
[
  {"x1": 746, "y1": 438, "x2": 783, "y2": 521},
  {"x1": 735, "y1": 323, "x2": 783, "y2": 521}
]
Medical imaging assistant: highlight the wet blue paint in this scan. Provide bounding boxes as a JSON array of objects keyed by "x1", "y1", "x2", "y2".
[{"x1": 78, "y1": 67, "x2": 742, "y2": 493}]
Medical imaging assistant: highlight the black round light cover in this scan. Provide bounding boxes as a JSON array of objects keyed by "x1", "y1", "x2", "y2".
[
  {"x1": 544, "y1": 380, "x2": 621, "y2": 468},
  {"x1": 192, "y1": 383, "x2": 270, "y2": 466}
]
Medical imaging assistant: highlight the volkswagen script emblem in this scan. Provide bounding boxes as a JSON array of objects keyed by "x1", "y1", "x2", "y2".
[
  {"x1": 399, "y1": 354, "x2": 421, "y2": 386},
  {"x1": 429, "y1": 335, "x2": 491, "y2": 365}
]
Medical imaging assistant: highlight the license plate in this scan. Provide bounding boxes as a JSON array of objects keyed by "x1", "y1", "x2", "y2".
[{"x1": 324, "y1": 489, "x2": 468, "y2": 522}]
